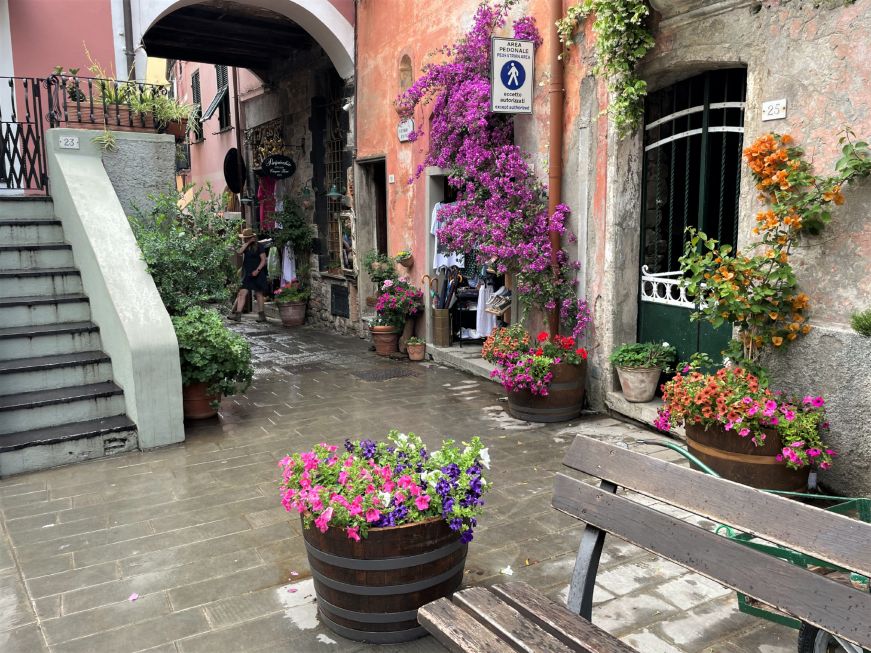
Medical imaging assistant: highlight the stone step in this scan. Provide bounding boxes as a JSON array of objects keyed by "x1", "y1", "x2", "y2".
[
  {"x1": 0, "y1": 243, "x2": 74, "y2": 270},
  {"x1": 0, "y1": 351, "x2": 112, "y2": 396},
  {"x1": 0, "y1": 294, "x2": 91, "y2": 328},
  {"x1": 0, "y1": 382, "x2": 125, "y2": 435},
  {"x1": 0, "y1": 197, "x2": 54, "y2": 220},
  {"x1": 0, "y1": 415, "x2": 138, "y2": 477},
  {"x1": 0, "y1": 219, "x2": 64, "y2": 244},
  {"x1": 0, "y1": 268, "x2": 83, "y2": 298},
  {"x1": 0, "y1": 321, "x2": 101, "y2": 360}
]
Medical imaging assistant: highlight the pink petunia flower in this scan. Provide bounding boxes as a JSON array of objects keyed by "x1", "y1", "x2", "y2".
[
  {"x1": 365, "y1": 508, "x2": 381, "y2": 523},
  {"x1": 346, "y1": 526, "x2": 361, "y2": 542},
  {"x1": 415, "y1": 494, "x2": 431, "y2": 510}
]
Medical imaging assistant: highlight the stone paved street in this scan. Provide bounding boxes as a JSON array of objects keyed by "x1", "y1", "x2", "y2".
[{"x1": 0, "y1": 319, "x2": 797, "y2": 652}]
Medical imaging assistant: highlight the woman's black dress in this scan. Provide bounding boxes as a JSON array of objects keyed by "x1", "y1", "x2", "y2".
[{"x1": 241, "y1": 242, "x2": 268, "y2": 293}]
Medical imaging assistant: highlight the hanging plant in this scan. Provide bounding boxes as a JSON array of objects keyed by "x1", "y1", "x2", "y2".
[
  {"x1": 396, "y1": 1, "x2": 590, "y2": 338},
  {"x1": 679, "y1": 130, "x2": 871, "y2": 369},
  {"x1": 556, "y1": 1, "x2": 655, "y2": 137}
]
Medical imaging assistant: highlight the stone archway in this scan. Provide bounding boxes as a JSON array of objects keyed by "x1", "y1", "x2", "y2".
[{"x1": 135, "y1": 0, "x2": 354, "y2": 79}]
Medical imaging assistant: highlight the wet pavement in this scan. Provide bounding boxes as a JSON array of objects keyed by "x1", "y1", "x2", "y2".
[{"x1": 0, "y1": 318, "x2": 795, "y2": 652}]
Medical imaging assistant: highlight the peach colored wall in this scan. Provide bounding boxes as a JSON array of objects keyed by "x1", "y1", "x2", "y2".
[
  {"x1": 175, "y1": 60, "x2": 240, "y2": 193},
  {"x1": 356, "y1": 0, "x2": 584, "y2": 289},
  {"x1": 8, "y1": 0, "x2": 116, "y2": 78}
]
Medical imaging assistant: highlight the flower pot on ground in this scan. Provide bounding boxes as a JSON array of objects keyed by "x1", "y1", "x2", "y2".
[
  {"x1": 181, "y1": 382, "x2": 221, "y2": 420},
  {"x1": 172, "y1": 307, "x2": 254, "y2": 419},
  {"x1": 656, "y1": 364, "x2": 836, "y2": 490},
  {"x1": 370, "y1": 322, "x2": 400, "y2": 356},
  {"x1": 406, "y1": 337, "x2": 426, "y2": 361},
  {"x1": 279, "y1": 431, "x2": 489, "y2": 643},
  {"x1": 484, "y1": 327, "x2": 589, "y2": 423},
  {"x1": 274, "y1": 280, "x2": 310, "y2": 326},
  {"x1": 609, "y1": 342, "x2": 676, "y2": 403}
]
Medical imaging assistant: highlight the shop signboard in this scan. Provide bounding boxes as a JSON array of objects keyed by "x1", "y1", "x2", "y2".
[
  {"x1": 261, "y1": 154, "x2": 297, "y2": 179},
  {"x1": 397, "y1": 118, "x2": 415, "y2": 142},
  {"x1": 490, "y1": 37, "x2": 534, "y2": 114}
]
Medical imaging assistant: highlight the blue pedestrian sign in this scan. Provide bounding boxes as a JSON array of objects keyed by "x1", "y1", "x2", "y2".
[{"x1": 491, "y1": 37, "x2": 534, "y2": 114}]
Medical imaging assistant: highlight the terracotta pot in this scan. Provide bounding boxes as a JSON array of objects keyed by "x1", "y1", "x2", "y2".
[
  {"x1": 162, "y1": 118, "x2": 188, "y2": 142},
  {"x1": 685, "y1": 423, "x2": 809, "y2": 491},
  {"x1": 182, "y1": 382, "x2": 221, "y2": 419},
  {"x1": 397, "y1": 255, "x2": 414, "y2": 268},
  {"x1": 58, "y1": 104, "x2": 157, "y2": 133},
  {"x1": 398, "y1": 319, "x2": 415, "y2": 353},
  {"x1": 303, "y1": 517, "x2": 467, "y2": 643},
  {"x1": 370, "y1": 325, "x2": 399, "y2": 356},
  {"x1": 407, "y1": 343, "x2": 426, "y2": 361},
  {"x1": 615, "y1": 366, "x2": 662, "y2": 403},
  {"x1": 507, "y1": 360, "x2": 587, "y2": 423},
  {"x1": 278, "y1": 301, "x2": 307, "y2": 326}
]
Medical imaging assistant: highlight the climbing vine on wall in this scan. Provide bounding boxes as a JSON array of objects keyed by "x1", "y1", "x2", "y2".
[{"x1": 556, "y1": 0, "x2": 655, "y2": 137}]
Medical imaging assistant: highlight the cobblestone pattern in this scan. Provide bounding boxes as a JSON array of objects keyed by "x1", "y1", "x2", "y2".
[{"x1": 0, "y1": 318, "x2": 795, "y2": 652}]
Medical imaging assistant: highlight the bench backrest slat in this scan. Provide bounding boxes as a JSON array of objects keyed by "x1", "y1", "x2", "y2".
[
  {"x1": 562, "y1": 436, "x2": 871, "y2": 577},
  {"x1": 553, "y1": 472, "x2": 871, "y2": 649}
]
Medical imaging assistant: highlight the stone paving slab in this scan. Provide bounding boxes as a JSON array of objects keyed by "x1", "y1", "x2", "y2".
[{"x1": 0, "y1": 318, "x2": 798, "y2": 652}]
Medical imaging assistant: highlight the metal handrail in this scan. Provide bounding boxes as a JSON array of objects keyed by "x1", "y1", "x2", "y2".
[{"x1": 45, "y1": 74, "x2": 169, "y2": 129}]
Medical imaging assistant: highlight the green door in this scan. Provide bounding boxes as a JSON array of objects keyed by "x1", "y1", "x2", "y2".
[{"x1": 638, "y1": 69, "x2": 747, "y2": 364}]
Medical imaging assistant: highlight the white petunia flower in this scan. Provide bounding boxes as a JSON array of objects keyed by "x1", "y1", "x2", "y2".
[{"x1": 479, "y1": 448, "x2": 490, "y2": 470}]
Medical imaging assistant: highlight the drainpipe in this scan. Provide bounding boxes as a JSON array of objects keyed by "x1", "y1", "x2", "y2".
[
  {"x1": 232, "y1": 66, "x2": 246, "y2": 212},
  {"x1": 122, "y1": 0, "x2": 135, "y2": 79},
  {"x1": 547, "y1": 0, "x2": 565, "y2": 337}
]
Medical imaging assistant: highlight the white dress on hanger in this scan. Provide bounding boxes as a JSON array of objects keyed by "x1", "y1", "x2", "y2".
[
  {"x1": 281, "y1": 245, "x2": 297, "y2": 284},
  {"x1": 476, "y1": 283, "x2": 497, "y2": 338}
]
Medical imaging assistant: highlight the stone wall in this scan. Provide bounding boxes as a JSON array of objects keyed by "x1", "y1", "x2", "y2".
[{"x1": 101, "y1": 131, "x2": 175, "y2": 216}]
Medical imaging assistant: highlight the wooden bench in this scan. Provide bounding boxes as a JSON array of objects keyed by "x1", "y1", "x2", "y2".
[{"x1": 418, "y1": 435, "x2": 871, "y2": 653}]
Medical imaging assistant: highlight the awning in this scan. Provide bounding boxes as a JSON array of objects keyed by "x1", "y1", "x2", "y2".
[{"x1": 201, "y1": 85, "x2": 228, "y2": 121}]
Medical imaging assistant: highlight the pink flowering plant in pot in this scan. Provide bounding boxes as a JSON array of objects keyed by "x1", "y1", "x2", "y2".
[
  {"x1": 374, "y1": 279, "x2": 425, "y2": 329},
  {"x1": 279, "y1": 430, "x2": 489, "y2": 543}
]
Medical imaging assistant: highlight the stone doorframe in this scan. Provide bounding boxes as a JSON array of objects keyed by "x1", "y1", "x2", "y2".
[{"x1": 593, "y1": 51, "x2": 752, "y2": 416}]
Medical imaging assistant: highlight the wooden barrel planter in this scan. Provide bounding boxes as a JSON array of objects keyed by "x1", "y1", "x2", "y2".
[
  {"x1": 685, "y1": 423, "x2": 809, "y2": 491},
  {"x1": 181, "y1": 382, "x2": 220, "y2": 419},
  {"x1": 507, "y1": 360, "x2": 587, "y2": 423},
  {"x1": 302, "y1": 517, "x2": 468, "y2": 643},
  {"x1": 370, "y1": 325, "x2": 400, "y2": 356}
]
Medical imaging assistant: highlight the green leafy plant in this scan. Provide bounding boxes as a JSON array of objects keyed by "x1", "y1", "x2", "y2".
[
  {"x1": 171, "y1": 307, "x2": 253, "y2": 398},
  {"x1": 851, "y1": 308, "x2": 871, "y2": 337},
  {"x1": 680, "y1": 131, "x2": 871, "y2": 369},
  {"x1": 406, "y1": 336, "x2": 425, "y2": 345},
  {"x1": 609, "y1": 342, "x2": 676, "y2": 370},
  {"x1": 273, "y1": 280, "x2": 310, "y2": 304},
  {"x1": 129, "y1": 185, "x2": 242, "y2": 315},
  {"x1": 91, "y1": 128, "x2": 117, "y2": 152},
  {"x1": 150, "y1": 93, "x2": 194, "y2": 130},
  {"x1": 557, "y1": 1, "x2": 655, "y2": 137},
  {"x1": 362, "y1": 250, "x2": 398, "y2": 285},
  {"x1": 272, "y1": 197, "x2": 313, "y2": 256}
]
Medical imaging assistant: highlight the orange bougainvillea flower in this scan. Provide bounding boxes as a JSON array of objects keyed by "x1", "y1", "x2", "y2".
[{"x1": 771, "y1": 336, "x2": 784, "y2": 346}]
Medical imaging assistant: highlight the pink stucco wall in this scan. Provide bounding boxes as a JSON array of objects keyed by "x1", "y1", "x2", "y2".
[
  {"x1": 329, "y1": 0, "x2": 355, "y2": 25},
  {"x1": 8, "y1": 0, "x2": 116, "y2": 78},
  {"x1": 175, "y1": 60, "x2": 240, "y2": 194}
]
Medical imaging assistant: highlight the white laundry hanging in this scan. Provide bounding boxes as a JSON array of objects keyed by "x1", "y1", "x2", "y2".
[
  {"x1": 431, "y1": 202, "x2": 464, "y2": 269},
  {"x1": 281, "y1": 245, "x2": 297, "y2": 285},
  {"x1": 476, "y1": 283, "x2": 497, "y2": 338}
]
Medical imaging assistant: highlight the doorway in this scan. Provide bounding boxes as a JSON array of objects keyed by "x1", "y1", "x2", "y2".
[
  {"x1": 357, "y1": 159, "x2": 388, "y2": 256},
  {"x1": 638, "y1": 68, "x2": 747, "y2": 362}
]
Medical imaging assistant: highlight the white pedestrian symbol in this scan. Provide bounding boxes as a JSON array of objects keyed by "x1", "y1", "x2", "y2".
[{"x1": 507, "y1": 63, "x2": 520, "y2": 87}]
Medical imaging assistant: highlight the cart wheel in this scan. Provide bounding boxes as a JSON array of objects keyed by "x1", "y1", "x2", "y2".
[{"x1": 797, "y1": 622, "x2": 864, "y2": 653}]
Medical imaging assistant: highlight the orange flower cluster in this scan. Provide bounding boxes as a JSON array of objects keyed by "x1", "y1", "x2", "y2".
[{"x1": 481, "y1": 326, "x2": 529, "y2": 364}]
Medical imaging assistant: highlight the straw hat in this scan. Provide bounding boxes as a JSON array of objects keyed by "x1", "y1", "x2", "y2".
[{"x1": 238, "y1": 228, "x2": 256, "y2": 240}]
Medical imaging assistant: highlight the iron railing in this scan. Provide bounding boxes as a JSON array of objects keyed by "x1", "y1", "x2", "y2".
[
  {"x1": 1, "y1": 76, "x2": 49, "y2": 191},
  {"x1": 0, "y1": 75, "x2": 172, "y2": 193}
]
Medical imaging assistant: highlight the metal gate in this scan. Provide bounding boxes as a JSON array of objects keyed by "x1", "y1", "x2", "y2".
[
  {"x1": 638, "y1": 68, "x2": 747, "y2": 362},
  {"x1": 0, "y1": 77, "x2": 48, "y2": 192}
]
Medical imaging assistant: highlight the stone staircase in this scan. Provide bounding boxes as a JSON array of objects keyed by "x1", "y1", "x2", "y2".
[{"x1": 0, "y1": 197, "x2": 137, "y2": 476}]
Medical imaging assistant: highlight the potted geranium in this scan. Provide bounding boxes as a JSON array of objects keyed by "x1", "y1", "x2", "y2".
[
  {"x1": 279, "y1": 430, "x2": 488, "y2": 642},
  {"x1": 655, "y1": 364, "x2": 835, "y2": 490},
  {"x1": 172, "y1": 307, "x2": 253, "y2": 419},
  {"x1": 610, "y1": 342, "x2": 676, "y2": 403},
  {"x1": 274, "y1": 280, "x2": 310, "y2": 326},
  {"x1": 363, "y1": 250, "x2": 398, "y2": 306},
  {"x1": 395, "y1": 249, "x2": 414, "y2": 268},
  {"x1": 371, "y1": 279, "x2": 424, "y2": 356},
  {"x1": 483, "y1": 328, "x2": 588, "y2": 423},
  {"x1": 406, "y1": 336, "x2": 426, "y2": 361}
]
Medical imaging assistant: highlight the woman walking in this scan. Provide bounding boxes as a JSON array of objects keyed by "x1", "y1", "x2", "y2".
[{"x1": 229, "y1": 228, "x2": 268, "y2": 322}]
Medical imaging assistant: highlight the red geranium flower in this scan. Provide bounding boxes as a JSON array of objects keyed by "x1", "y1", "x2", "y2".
[
  {"x1": 575, "y1": 348, "x2": 588, "y2": 359},
  {"x1": 535, "y1": 347, "x2": 543, "y2": 356},
  {"x1": 536, "y1": 332, "x2": 548, "y2": 343}
]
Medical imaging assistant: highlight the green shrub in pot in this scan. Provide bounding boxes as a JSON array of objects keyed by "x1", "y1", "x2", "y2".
[
  {"x1": 172, "y1": 307, "x2": 254, "y2": 398},
  {"x1": 609, "y1": 342, "x2": 676, "y2": 403}
]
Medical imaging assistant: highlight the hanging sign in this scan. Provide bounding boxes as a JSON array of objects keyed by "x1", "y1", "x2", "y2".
[
  {"x1": 261, "y1": 154, "x2": 296, "y2": 179},
  {"x1": 490, "y1": 37, "x2": 534, "y2": 114},
  {"x1": 397, "y1": 118, "x2": 415, "y2": 142}
]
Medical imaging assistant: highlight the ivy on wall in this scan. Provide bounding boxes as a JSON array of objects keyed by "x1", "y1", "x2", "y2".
[{"x1": 557, "y1": 1, "x2": 655, "y2": 137}]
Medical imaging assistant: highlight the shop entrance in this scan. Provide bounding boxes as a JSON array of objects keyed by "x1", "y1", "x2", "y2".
[{"x1": 638, "y1": 68, "x2": 747, "y2": 363}]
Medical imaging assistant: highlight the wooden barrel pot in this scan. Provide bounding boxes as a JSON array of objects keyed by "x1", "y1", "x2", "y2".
[
  {"x1": 685, "y1": 423, "x2": 809, "y2": 491},
  {"x1": 507, "y1": 360, "x2": 587, "y2": 423},
  {"x1": 302, "y1": 517, "x2": 468, "y2": 643},
  {"x1": 181, "y1": 382, "x2": 220, "y2": 420}
]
